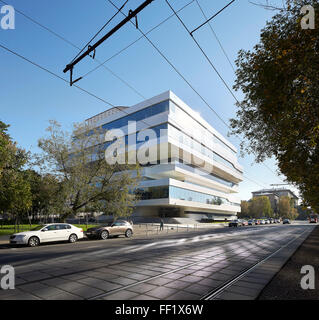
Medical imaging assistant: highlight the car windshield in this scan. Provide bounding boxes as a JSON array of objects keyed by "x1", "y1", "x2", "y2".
[
  {"x1": 31, "y1": 225, "x2": 45, "y2": 231},
  {"x1": 101, "y1": 223, "x2": 112, "y2": 227}
]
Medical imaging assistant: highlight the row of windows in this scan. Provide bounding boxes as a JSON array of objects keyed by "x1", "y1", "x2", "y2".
[
  {"x1": 101, "y1": 100, "x2": 169, "y2": 132},
  {"x1": 85, "y1": 99, "x2": 241, "y2": 175},
  {"x1": 170, "y1": 101, "x2": 237, "y2": 156},
  {"x1": 103, "y1": 123, "x2": 168, "y2": 150},
  {"x1": 139, "y1": 158, "x2": 237, "y2": 188},
  {"x1": 136, "y1": 186, "x2": 240, "y2": 207},
  {"x1": 168, "y1": 124, "x2": 242, "y2": 175},
  {"x1": 175, "y1": 161, "x2": 237, "y2": 188},
  {"x1": 101, "y1": 120, "x2": 241, "y2": 182},
  {"x1": 88, "y1": 99, "x2": 237, "y2": 163}
]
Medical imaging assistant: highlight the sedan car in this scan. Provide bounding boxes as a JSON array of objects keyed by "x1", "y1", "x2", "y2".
[
  {"x1": 9, "y1": 223, "x2": 84, "y2": 247},
  {"x1": 85, "y1": 220, "x2": 133, "y2": 240},
  {"x1": 283, "y1": 219, "x2": 291, "y2": 224},
  {"x1": 241, "y1": 220, "x2": 248, "y2": 226},
  {"x1": 229, "y1": 220, "x2": 243, "y2": 227},
  {"x1": 248, "y1": 219, "x2": 254, "y2": 225}
]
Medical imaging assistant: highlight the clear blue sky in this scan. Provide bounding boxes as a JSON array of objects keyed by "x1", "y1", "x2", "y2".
[{"x1": 0, "y1": 0, "x2": 299, "y2": 201}]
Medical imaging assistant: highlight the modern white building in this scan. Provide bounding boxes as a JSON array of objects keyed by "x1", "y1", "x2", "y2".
[{"x1": 86, "y1": 91, "x2": 243, "y2": 221}]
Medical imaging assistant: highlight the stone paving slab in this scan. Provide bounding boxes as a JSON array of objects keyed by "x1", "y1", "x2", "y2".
[{"x1": 216, "y1": 227, "x2": 314, "y2": 300}]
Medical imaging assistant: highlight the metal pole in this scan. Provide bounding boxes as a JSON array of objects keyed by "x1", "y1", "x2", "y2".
[{"x1": 63, "y1": 0, "x2": 154, "y2": 73}]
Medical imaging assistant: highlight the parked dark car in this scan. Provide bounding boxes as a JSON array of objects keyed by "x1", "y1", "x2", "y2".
[
  {"x1": 229, "y1": 220, "x2": 242, "y2": 227},
  {"x1": 248, "y1": 219, "x2": 254, "y2": 225},
  {"x1": 85, "y1": 220, "x2": 133, "y2": 240},
  {"x1": 282, "y1": 219, "x2": 291, "y2": 224}
]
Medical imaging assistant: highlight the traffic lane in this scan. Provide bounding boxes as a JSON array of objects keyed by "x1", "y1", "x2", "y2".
[
  {"x1": 0, "y1": 224, "x2": 312, "y2": 300},
  {"x1": 0, "y1": 225, "x2": 309, "y2": 276},
  {"x1": 0, "y1": 224, "x2": 291, "y2": 266},
  {"x1": 0, "y1": 224, "x2": 305, "y2": 268}
]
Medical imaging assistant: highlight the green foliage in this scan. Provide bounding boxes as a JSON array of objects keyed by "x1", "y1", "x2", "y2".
[
  {"x1": 278, "y1": 196, "x2": 299, "y2": 219},
  {"x1": 37, "y1": 120, "x2": 141, "y2": 220},
  {"x1": 230, "y1": 1, "x2": 319, "y2": 212},
  {"x1": 238, "y1": 200, "x2": 250, "y2": 218},
  {"x1": 248, "y1": 196, "x2": 273, "y2": 218},
  {"x1": 0, "y1": 120, "x2": 32, "y2": 222}
]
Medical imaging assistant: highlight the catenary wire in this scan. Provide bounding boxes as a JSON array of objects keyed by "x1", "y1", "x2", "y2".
[
  {"x1": 0, "y1": 43, "x2": 266, "y2": 188},
  {"x1": 195, "y1": 0, "x2": 236, "y2": 72},
  {"x1": 0, "y1": 0, "x2": 146, "y2": 100},
  {"x1": 70, "y1": 0, "x2": 129, "y2": 64},
  {"x1": 165, "y1": 0, "x2": 283, "y2": 182},
  {"x1": 81, "y1": 0, "x2": 196, "y2": 79},
  {"x1": 0, "y1": 0, "x2": 269, "y2": 189}
]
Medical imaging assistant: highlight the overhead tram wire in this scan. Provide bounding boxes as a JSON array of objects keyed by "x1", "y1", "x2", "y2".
[
  {"x1": 0, "y1": 43, "x2": 267, "y2": 189},
  {"x1": 105, "y1": 0, "x2": 269, "y2": 189},
  {"x1": 165, "y1": 0, "x2": 283, "y2": 182},
  {"x1": 107, "y1": 0, "x2": 230, "y2": 129},
  {"x1": 0, "y1": 0, "x2": 145, "y2": 100},
  {"x1": 70, "y1": 0, "x2": 129, "y2": 64},
  {"x1": 194, "y1": 0, "x2": 282, "y2": 182},
  {"x1": 0, "y1": 43, "x2": 114, "y2": 107},
  {"x1": 105, "y1": 0, "x2": 277, "y2": 186},
  {"x1": 81, "y1": 0, "x2": 196, "y2": 79},
  {"x1": 0, "y1": 1, "x2": 269, "y2": 189},
  {"x1": 165, "y1": 0, "x2": 238, "y2": 103},
  {"x1": 0, "y1": 0, "x2": 278, "y2": 186},
  {"x1": 195, "y1": 0, "x2": 236, "y2": 73}
]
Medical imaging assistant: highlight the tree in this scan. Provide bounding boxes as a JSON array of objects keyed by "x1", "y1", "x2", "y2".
[
  {"x1": 0, "y1": 121, "x2": 32, "y2": 228},
  {"x1": 230, "y1": 1, "x2": 319, "y2": 212},
  {"x1": 239, "y1": 200, "x2": 250, "y2": 218},
  {"x1": 278, "y1": 196, "x2": 299, "y2": 219},
  {"x1": 278, "y1": 196, "x2": 291, "y2": 218},
  {"x1": 0, "y1": 121, "x2": 11, "y2": 177},
  {"x1": 23, "y1": 170, "x2": 61, "y2": 223},
  {"x1": 37, "y1": 120, "x2": 140, "y2": 221},
  {"x1": 249, "y1": 196, "x2": 272, "y2": 218}
]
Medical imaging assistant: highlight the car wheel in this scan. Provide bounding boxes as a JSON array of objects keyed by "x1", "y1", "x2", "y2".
[
  {"x1": 100, "y1": 230, "x2": 109, "y2": 240},
  {"x1": 69, "y1": 234, "x2": 78, "y2": 243},
  {"x1": 28, "y1": 236, "x2": 40, "y2": 247},
  {"x1": 125, "y1": 229, "x2": 133, "y2": 238}
]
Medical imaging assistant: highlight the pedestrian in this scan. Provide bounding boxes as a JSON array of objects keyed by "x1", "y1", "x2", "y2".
[{"x1": 160, "y1": 218, "x2": 164, "y2": 231}]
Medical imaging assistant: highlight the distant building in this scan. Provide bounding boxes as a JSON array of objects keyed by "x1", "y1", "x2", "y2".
[{"x1": 252, "y1": 188, "x2": 299, "y2": 214}]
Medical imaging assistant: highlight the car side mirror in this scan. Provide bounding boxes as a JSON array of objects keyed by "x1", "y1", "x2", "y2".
[{"x1": 42, "y1": 228, "x2": 48, "y2": 232}]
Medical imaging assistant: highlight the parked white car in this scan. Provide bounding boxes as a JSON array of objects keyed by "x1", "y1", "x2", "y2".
[{"x1": 10, "y1": 223, "x2": 84, "y2": 247}]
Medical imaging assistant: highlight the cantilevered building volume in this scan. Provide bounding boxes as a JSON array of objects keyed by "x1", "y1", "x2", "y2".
[{"x1": 86, "y1": 91, "x2": 243, "y2": 221}]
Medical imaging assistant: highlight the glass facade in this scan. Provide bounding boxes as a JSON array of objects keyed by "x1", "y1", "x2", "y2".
[
  {"x1": 89, "y1": 98, "x2": 241, "y2": 176},
  {"x1": 175, "y1": 161, "x2": 237, "y2": 188},
  {"x1": 168, "y1": 124, "x2": 242, "y2": 175},
  {"x1": 102, "y1": 100, "x2": 169, "y2": 132},
  {"x1": 103, "y1": 123, "x2": 168, "y2": 150},
  {"x1": 136, "y1": 185, "x2": 240, "y2": 207},
  {"x1": 169, "y1": 101, "x2": 237, "y2": 156}
]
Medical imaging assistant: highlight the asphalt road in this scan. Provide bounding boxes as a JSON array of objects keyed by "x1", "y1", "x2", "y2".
[{"x1": 0, "y1": 222, "x2": 314, "y2": 300}]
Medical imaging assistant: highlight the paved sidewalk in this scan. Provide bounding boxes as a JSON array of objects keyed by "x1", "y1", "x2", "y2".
[
  {"x1": 214, "y1": 225, "x2": 315, "y2": 300},
  {"x1": 0, "y1": 235, "x2": 9, "y2": 244},
  {"x1": 258, "y1": 225, "x2": 319, "y2": 300}
]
